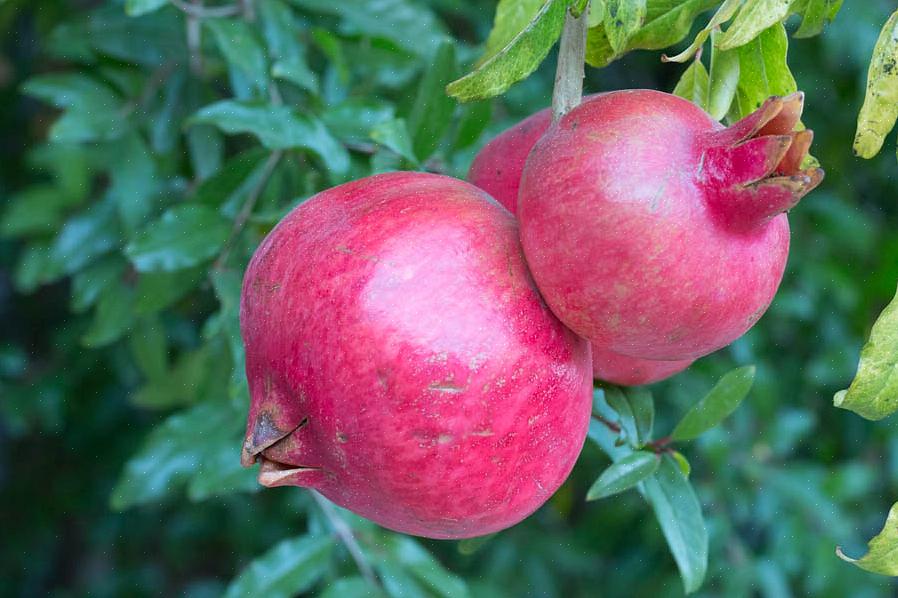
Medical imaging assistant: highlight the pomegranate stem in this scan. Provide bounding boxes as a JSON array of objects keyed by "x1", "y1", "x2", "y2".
[{"x1": 552, "y1": 2, "x2": 589, "y2": 123}]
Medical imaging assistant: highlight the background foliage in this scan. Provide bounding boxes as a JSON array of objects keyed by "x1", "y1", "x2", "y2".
[{"x1": 2, "y1": 0, "x2": 898, "y2": 596}]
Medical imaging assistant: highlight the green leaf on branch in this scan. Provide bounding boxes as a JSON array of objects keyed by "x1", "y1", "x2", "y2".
[
  {"x1": 672, "y1": 56, "x2": 709, "y2": 111},
  {"x1": 587, "y1": 450, "x2": 659, "y2": 500},
  {"x1": 603, "y1": 386, "x2": 654, "y2": 445},
  {"x1": 793, "y1": 0, "x2": 844, "y2": 38},
  {"x1": 587, "y1": 0, "x2": 719, "y2": 67},
  {"x1": 446, "y1": 0, "x2": 568, "y2": 102},
  {"x1": 21, "y1": 73, "x2": 126, "y2": 142},
  {"x1": 836, "y1": 502, "x2": 898, "y2": 576},
  {"x1": 834, "y1": 285, "x2": 898, "y2": 420},
  {"x1": 643, "y1": 455, "x2": 708, "y2": 594},
  {"x1": 205, "y1": 18, "x2": 270, "y2": 96},
  {"x1": 225, "y1": 535, "x2": 335, "y2": 598},
  {"x1": 717, "y1": 0, "x2": 791, "y2": 51},
  {"x1": 191, "y1": 101, "x2": 349, "y2": 175},
  {"x1": 707, "y1": 29, "x2": 740, "y2": 120},
  {"x1": 82, "y1": 281, "x2": 136, "y2": 348},
  {"x1": 320, "y1": 577, "x2": 385, "y2": 598},
  {"x1": 371, "y1": 118, "x2": 419, "y2": 165},
  {"x1": 374, "y1": 535, "x2": 470, "y2": 598},
  {"x1": 125, "y1": 0, "x2": 168, "y2": 17},
  {"x1": 728, "y1": 23, "x2": 797, "y2": 120},
  {"x1": 661, "y1": 0, "x2": 741, "y2": 63},
  {"x1": 853, "y1": 9, "x2": 898, "y2": 160},
  {"x1": 671, "y1": 365, "x2": 755, "y2": 441},
  {"x1": 604, "y1": 0, "x2": 646, "y2": 55},
  {"x1": 125, "y1": 205, "x2": 231, "y2": 272}
]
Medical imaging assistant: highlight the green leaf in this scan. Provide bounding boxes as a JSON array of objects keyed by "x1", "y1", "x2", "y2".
[
  {"x1": 587, "y1": 450, "x2": 660, "y2": 500},
  {"x1": 129, "y1": 316, "x2": 167, "y2": 381},
  {"x1": 671, "y1": 366, "x2": 755, "y2": 440},
  {"x1": 853, "y1": 10, "x2": 898, "y2": 159},
  {"x1": 135, "y1": 268, "x2": 206, "y2": 315},
  {"x1": 287, "y1": 0, "x2": 448, "y2": 58},
  {"x1": 188, "y1": 125, "x2": 225, "y2": 182},
  {"x1": 603, "y1": 386, "x2": 654, "y2": 445},
  {"x1": 370, "y1": 118, "x2": 419, "y2": 165},
  {"x1": 706, "y1": 29, "x2": 740, "y2": 120},
  {"x1": 834, "y1": 285, "x2": 898, "y2": 420},
  {"x1": 587, "y1": 0, "x2": 719, "y2": 67},
  {"x1": 125, "y1": 205, "x2": 231, "y2": 272},
  {"x1": 71, "y1": 256, "x2": 127, "y2": 313},
  {"x1": 837, "y1": 502, "x2": 898, "y2": 576},
  {"x1": 108, "y1": 132, "x2": 159, "y2": 232},
  {"x1": 408, "y1": 41, "x2": 457, "y2": 161},
  {"x1": 454, "y1": 101, "x2": 493, "y2": 150},
  {"x1": 50, "y1": 200, "x2": 121, "y2": 278},
  {"x1": 261, "y1": 0, "x2": 320, "y2": 93},
  {"x1": 320, "y1": 577, "x2": 385, "y2": 598},
  {"x1": 446, "y1": 0, "x2": 568, "y2": 102},
  {"x1": 793, "y1": 0, "x2": 843, "y2": 38},
  {"x1": 671, "y1": 450, "x2": 691, "y2": 477},
  {"x1": 191, "y1": 101, "x2": 349, "y2": 175},
  {"x1": 662, "y1": 0, "x2": 742, "y2": 63},
  {"x1": 272, "y1": 59, "x2": 320, "y2": 93},
  {"x1": 604, "y1": 0, "x2": 647, "y2": 54},
  {"x1": 322, "y1": 99, "x2": 396, "y2": 142},
  {"x1": 125, "y1": 0, "x2": 168, "y2": 17},
  {"x1": 377, "y1": 536, "x2": 470, "y2": 598},
  {"x1": 82, "y1": 281, "x2": 136, "y2": 348},
  {"x1": 132, "y1": 344, "x2": 223, "y2": 409},
  {"x1": 728, "y1": 23, "x2": 797, "y2": 120},
  {"x1": 193, "y1": 148, "x2": 270, "y2": 207},
  {"x1": 205, "y1": 18, "x2": 270, "y2": 96},
  {"x1": 110, "y1": 401, "x2": 236, "y2": 509},
  {"x1": 717, "y1": 0, "x2": 791, "y2": 50},
  {"x1": 21, "y1": 73, "x2": 126, "y2": 142},
  {"x1": 187, "y1": 424, "x2": 258, "y2": 500},
  {"x1": 0, "y1": 185, "x2": 70, "y2": 238},
  {"x1": 643, "y1": 455, "x2": 708, "y2": 594},
  {"x1": 224, "y1": 535, "x2": 335, "y2": 598},
  {"x1": 672, "y1": 56, "x2": 709, "y2": 110}
]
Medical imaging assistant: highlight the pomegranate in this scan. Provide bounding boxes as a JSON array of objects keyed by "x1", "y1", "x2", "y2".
[
  {"x1": 518, "y1": 90, "x2": 822, "y2": 361},
  {"x1": 591, "y1": 347, "x2": 692, "y2": 386},
  {"x1": 240, "y1": 171, "x2": 592, "y2": 539}
]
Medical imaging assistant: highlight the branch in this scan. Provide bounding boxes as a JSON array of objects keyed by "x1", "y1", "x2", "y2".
[
  {"x1": 310, "y1": 490, "x2": 380, "y2": 589},
  {"x1": 212, "y1": 150, "x2": 283, "y2": 271},
  {"x1": 552, "y1": 2, "x2": 589, "y2": 123},
  {"x1": 169, "y1": 0, "x2": 241, "y2": 18}
]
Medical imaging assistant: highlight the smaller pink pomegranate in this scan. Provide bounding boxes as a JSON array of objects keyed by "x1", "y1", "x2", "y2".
[
  {"x1": 240, "y1": 172, "x2": 592, "y2": 539},
  {"x1": 591, "y1": 347, "x2": 692, "y2": 386},
  {"x1": 518, "y1": 90, "x2": 822, "y2": 362}
]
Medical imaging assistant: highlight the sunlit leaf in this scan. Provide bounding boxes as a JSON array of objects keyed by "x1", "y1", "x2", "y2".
[
  {"x1": 707, "y1": 29, "x2": 740, "y2": 120},
  {"x1": 672, "y1": 56, "x2": 709, "y2": 110},
  {"x1": 728, "y1": 23, "x2": 797, "y2": 120},
  {"x1": 662, "y1": 0, "x2": 742, "y2": 63},
  {"x1": 671, "y1": 366, "x2": 755, "y2": 441},
  {"x1": 604, "y1": 0, "x2": 646, "y2": 55},
  {"x1": 371, "y1": 118, "x2": 419, "y2": 165},
  {"x1": 853, "y1": 10, "x2": 898, "y2": 159},
  {"x1": 793, "y1": 0, "x2": 844, "y2": 38},
  {"x1": 835, "y1": 284, "x2": 898, "y2": 420},
  {"x1": 587, "y1": 450, "x2": 659, "y2": 500},
  {"x1": 717, "y1": 0, "x2": 791, "y2": 51},
  {"x1": 837, "y1": 502, "x2": 898, "y2": 576}
]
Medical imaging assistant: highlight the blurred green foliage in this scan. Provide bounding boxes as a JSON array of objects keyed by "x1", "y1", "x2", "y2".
[{"x1": 1, "y1": 0, "x2": 897, "y2": 596}]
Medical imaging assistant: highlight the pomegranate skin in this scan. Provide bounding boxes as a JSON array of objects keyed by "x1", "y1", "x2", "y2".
[
  {"x1": 518, "y1": 90, "x2": 823, "y2": 361},
  {"x1": 467, "y1": 108, "x2": 553, "y2": 214},
  {"x1": 240, "y1": 172, "x2": 593, "y2": 539},
  {"x1": 591, "y1": 347, "x2": 692, "y2": 386}
]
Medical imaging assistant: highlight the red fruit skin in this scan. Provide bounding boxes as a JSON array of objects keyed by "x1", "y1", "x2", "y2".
[
  {"x1": 591, "y1": 346, "x2": 692, "y2": 386},
  {"x1": 240, "y1": 172, "x2": 592, "y2": 539},
  {"x1": 518, "y1": 90, "x2": 822, "y2": 361},
  {"x1": 467, "y1": 108, "x2": 553, "y2": 214}
]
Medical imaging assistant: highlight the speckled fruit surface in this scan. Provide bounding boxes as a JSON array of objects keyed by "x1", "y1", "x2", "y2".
[
  {"x1": 518, "y1": 90, "x2": 823, "y2": 361},
  {"x1": 240, "y1": 171, "x2": 593, "y2": 539},
  {"x1": 591, "y1": 346, "x2": 692, "y2": 386}
]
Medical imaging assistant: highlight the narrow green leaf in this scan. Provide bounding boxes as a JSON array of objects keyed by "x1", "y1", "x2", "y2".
[
  {"x1": 129, "y1": 316, "x2": 168, "y2": 381},
  {"x1": 21, "y1": 73, "x2": 126, "y2": 142},
  {"x1": 853, "y1": 10, "x2": 898, "y2": 159},
  {"x1": 446, "y1": 0, "x2": 567, "y2": 102},
  {"x1": 49, "y1": 200, "x2": 120, "y2": 278},
  {"x1": 191, "y1": 101, "x2": 349, "y2": 175},
  {"x1": 671, "y1": 366, "x2": 755, "y2": 441},
  {"x1": 587, "y1": 0, "x2": 719, "y2": 67},
  {"x1": 125, "y1": 0, "x2": 168, "y2": 17},
  {"x1": 793, "y1": 0, "x2": 843, "y2": 38},
  {"x1": 662, "y1": 0, "x2": 742, "y2": 63},
  {"x1": 834, "y1": 285, "x2": 898, "y2": 420},
  {"x1": 82, "y1": 282, "x2": 135, "y2": 348},
  {"x1": 371, "y1": 118, "x2": 419, "y2": 165},
  {"x1": 188, "y1": 125, "x2": 225, "y2": 182},
  {"x1": 108, "y1": 132, "x2": 159, "y2": 232},
  {"x1": 717, "y1": 0, "x2": 791, "y2": 50},
  {"x1": 728, "y1": 23, "x2": 797, "y2": 120},
  {"x1": 408, "y1": 41, "x2": 457, "y2": 161},
  {"x1": 707, "y1": 29, "x2": 740, "y2": 120},
  {"x1": 454, "y1": 101, "x2": 493, "y2": 150},
  {"x1": 672, "y1": 56, "x2": 710, "y2": 110},
  {"x1": 836, "y1": 502, "x2": 898, "y2": 576},
  {"x1": 626, "y1": 387, "x2": 654, "y2": 443},
  {"x1": 125, "y1": 205, "x2": 231, "y2": 272},
  {"x1": 643, "y1": 455, "x2": 708, "y2": 594},
  {"x1": 70, "y1": 256, "x2": 127, "y2": 313},
  {"x1": 587, "y1": 450, "x2": 659, "y2": 500},
  {"x1": 378, "y1": 535, "x2": 470, "y2": 598},
  {"x1": 604, "y1": 0, "x2": 647, "y2": 55},
  {"x1": 320, "y1": 577, "x2": 385, "y2": 598},
  {"x1": 225, "y1": 535, "x2": 335, "y2": 598},
  {"x1": 205, "y1": 18, "x2": 269, "y2": 95}
]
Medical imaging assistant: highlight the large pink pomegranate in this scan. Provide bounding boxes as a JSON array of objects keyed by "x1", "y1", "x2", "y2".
[
  {"x1": 518, "y1": 90, "x2": 822, "y2": 361},
  {"x1": 240, "y1": 171, "x2": 592, "y2": 539}
]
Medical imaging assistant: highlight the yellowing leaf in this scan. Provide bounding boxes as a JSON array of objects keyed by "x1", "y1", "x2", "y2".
[
  {"x1": 663, "y1": 0, "x2": 742, "y2": 63},
  {"x1": 837, "y1": 502, "x2": 898, "y2": 576},
  {"x1": 717, "y1": 0, "x2": 791, "y2": 51},
  {"x1": 604, "y1": 0, "x2": 647, "y2": 55},
  {"x1": 853, "y1": 10, "x2": 898, "y2": 159}
]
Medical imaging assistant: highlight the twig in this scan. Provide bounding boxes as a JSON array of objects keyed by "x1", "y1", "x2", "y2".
[
  {"x1": 240, "y1": 0, "x2": 256, "y2": 21},
  {"x1": 170, "y1": 0, "x2": 241, "y2": 18},
  {"x1": 310, "y1": 490, "x2": 380, "y2": 588},
  {"x1": 552, "y1": 2, "x2": 589, "y2": 123},
  {"x1": 594, "y1": 413, "x2": 621, "y2": 434},
  {"x1": 186, "y1": 1, "x2": 203, "y2": 75},
  {"x1": 213, "y1": 150, "x2": 283, "y2": 270}
]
